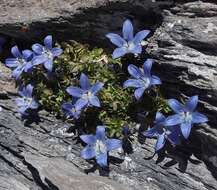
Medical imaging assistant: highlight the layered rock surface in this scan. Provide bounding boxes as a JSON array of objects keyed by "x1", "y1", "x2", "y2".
[{"x1": 0, "y1": 0, "x2": 217, "y2": 190}]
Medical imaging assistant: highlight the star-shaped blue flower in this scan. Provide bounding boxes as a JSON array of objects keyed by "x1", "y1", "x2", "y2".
[
  {"x1": 32, "y1": 35, "x2": 63, "y2": 72},
  {"x1": 62, "y1": 101, "x2": 82, "y2": 119},
  {"x1": 164, "y1": 95, "x2": 208, "y2": 139},
  {"x1": 106, "y1": 19, "x2": 150, "y2": 59},
  {"x1": 5, "y1": 46, "x2": 33, "y2": 80},
  {"x1": 143, "y1": 112, "x2": 181, "y2": 152},
  {"x1": 123, "y1": 59, "x2": 161, "y2": 100},
  {"x1": 80, "y1": 126, "x2": 122, "y2": 167},
  {"x1": 66, "y1": 73, "x2": 104, "y2": 109},
  {"x1": 15, "y1": 84, "x2": 39, "y2": 116}
]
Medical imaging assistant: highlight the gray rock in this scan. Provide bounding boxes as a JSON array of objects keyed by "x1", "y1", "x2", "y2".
[{"x1": 0, "y1": 0, "x2": 217, "y2": 190}]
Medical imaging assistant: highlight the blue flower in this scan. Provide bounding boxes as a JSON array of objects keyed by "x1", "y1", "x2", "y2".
[
  {"x1": 15, "y1": 84, "x2": 39, "y2": 115},
  {"x1": 123, "y1": 59, "x2": 161, "y2": 100},
  {"x1": 5, "y1": 46, "x2": 33, "y2": 80},
  {"x1": 62, "y1": 101, "x2": 82, "y2": 119},
  {"x1": 106, "y1": 19, "x2": 150, "y2": 59},
  {"x1": 80, "y1": 126, "x2": 122, "y2": 167},
  {"x1": 143, "y1": 112, "x2": 181, "y2": 152},
  {"x1": 164, "y1": 95, "x2": 208, "y2": 139},
  {"x1": 66, "y1": 73, "x2": 104, "y2": 109},
  {"x1": 32, "y1": 35, "x2": 63, "y2": 72}
]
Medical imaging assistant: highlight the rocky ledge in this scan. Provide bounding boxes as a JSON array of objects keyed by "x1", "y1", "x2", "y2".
[{"x1": 0, "y1": 0, "x2": 217, "y2": 190}]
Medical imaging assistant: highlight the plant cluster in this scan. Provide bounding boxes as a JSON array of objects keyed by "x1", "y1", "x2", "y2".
[{"x1": 3, "y1": 20, "x2": 208, "y2": 167}]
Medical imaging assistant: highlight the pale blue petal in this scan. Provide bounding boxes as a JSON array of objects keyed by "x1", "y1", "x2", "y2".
[
  {"x1": 133, "y1": 30, "x2": 150, "y2": 44},
  {"x1": 185, "y1": 95, "x2": 198, "y2": 112},
  {"x1": 164, "y1": 114, "x2": 183, "y2": 126},
  {"x1": 81, "y1": 146, "x2": 96, "y2": 159},
  {"x1": 96, "y1": 126, "x2": 106, "y2": 140},
  {"x1": 180, "y1": 122, "x2": 192, "y2": 139},
  {"x1": 44, "y1": 59, "x2": 53, "y2": 72},
  {"x1": 51, "y1": 47, "x2": 63, "y2": 57},
  {"x1": 155, "y1": 112, "x2": 166, "y2": 123},
  {"x1": 22, "y1": 50, "x2": 33, "y2": 60},
  {"x1": 90, "y1": 82, "x2": 104, "y2": 95},
  {"x1": 11, "y1": 46, "x2": 22, "y2": 58},
  {"x1": 112, "y1": 47, "x2": 127, "y2": 59},
  {"x1": 128, "y1": 64, "x2": 142, "y2": 79},
  {"x1": 96, "y1": 153, "x2": 107, "y2": 167},
  {"x1": 134, "y1": 87, "x2": 145, "y2": 100},
  {"x1": 155, "y1": 134, "x2": 166, "y2": 151},
  {"x1": 26, "y1": 84, "x2": 33, "y2": 97},
  {"x1": 75, "y1": 98, "x2": 88, "y2": 110},
  {"x1": 122, "y1": 19, "x2": 134, "y2": 41},
  {"x1": 123, "y1": 79, "x2": 143, "y2": 88},
  {"x1": 66, "y1": 87, "x2": 83, "y2": 98},
  {"x1": 80, "y1": 135, "x2": 96, "y2": 145},
  {"x1": 192, "y1": 112, "x2": 208, "y2": 124},
  {"x1": 32, "y1": 55, "x2": 47, "y2": 65},
  {"x1": 32, "y1": 43, "x2": 44, "y2": 55},
  {"x1": 89, "y1": 96, "x2": 100, "y2": 107},
  {"x1": 30, "y1": 100, "x2": 39, "y2": 109},
  {"x1": 106, "y1": 33, "x2": 126, "y2": 47},
  {"x1": 44, "y1": 35, "x2": 52, "y2": 49},
  {"x1": 130, "y1": 44, "x2": 142, "y2": 54},
  {"x1": 80, "y1": 73, "x2": 91, "y2": 90},
  {"x1": 151, "y1": 75, "x2": 161, "y2": 85},
  {"x1": 5, "y1": 58, "x2": 19, "y2": 68},
  {"x1": 168, "y1": 99, "x2": 185, "y2": 113},
  {"x1": 143, "y1": 59, "x2": 153, "y2": 77},
  {"x1": 105, "y1": 139, "x2": 122, "y2": 151}
]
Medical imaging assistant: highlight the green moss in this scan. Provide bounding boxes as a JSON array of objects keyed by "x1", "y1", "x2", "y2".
[{"x1": 21, "y1": 41, "x2": 169, "y2": 137}]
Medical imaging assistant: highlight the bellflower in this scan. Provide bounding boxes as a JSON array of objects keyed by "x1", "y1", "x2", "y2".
[
  {"x1": 15, "y1": 84, "x2": 39, "y2": 115},
  {"x1": 5, "y1": 46, "x2": 33, "y2": 79},
  {"x1": 123, "y1": 59, "x2": 161, "y2": 100},
  {"x1": 32, "y1": 35, "x2": 63, "y2": 72},
  {"x1": 62, "y1": 101, "x2": 82, "y2": 119},
  {"x1": 66, "y1": 73, "x2": 104, "y2": 109},
  {"x1": 106, "y1": 19, "x2": 150, "y2": 59},
  {"x1": 143, "y1": 112, "x2": 181, "y2": 152},
  {"x1": 80, "y1": 126, "x2": 122, "y2": 167},
  {"x1": 165, "y1": 95, "x2": 208, "y2": 139}
]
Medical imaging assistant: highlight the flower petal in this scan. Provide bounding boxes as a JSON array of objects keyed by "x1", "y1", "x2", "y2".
[
  {"x1": 180, "y1": 122, "x2": 192, "y2": 139},
  {"x1": 12, "y1": 67, "x2": 24, "y2": 80},
  {"x1": 164, "y1": 114, "x2": 183, "y2": 126},
  {"x1": 75, "y1": 98, "x2": 88, "y2": 110},
  {"x1": 128, "y1": 64, "x2": 142, "y2": 79},
  {"x1": 122, "y1": 19, "x2": 134, "y2": 41},
  {"x1": 192, "y1": 112, "x2": 208, "y2": 124},
  {"x1": 25, "y1": 84, "x2": 33, "y2": 97},
  {"x1": 11, "y1": 46, "x2": 22, "y2": 58},
  {"x1": 96, "y1": 153, "x2": 107, "y2": 167},
  {"x1": 112, "y1": 47, "x2": 127, "y2": 59},
  {"x1": 90, "y1": 82, "x2": 104, "y2": 95},
  {"x1": 143, "y1": 59, "x2": 153, "y2": 77},
  {"x1": 106, "y1": 33, "x2": 126, "y2": 47},
  {"x1": 167, "y1": 125, "x2": 181, "y2": 145},
  {"x1": 80, "y1": 73, "x2": 91, "y2": 90},
  {"x1": 5, "y1": 58, "x2": 19, "y2": 68},
  {"x1": 80, "y1": 135, "x2": 96, "y2": 145},
  {"x1": 32, "y1": 43, "x2": 44, "y2": 55},
  {"x1": 44, "y1": 59, "x2": 53, "y2": 72},
  {"x1": 133, "y1": 30, "x2": 150, "y2": 44},
  {"x1": 185, "y1": 95, "x2": 198, "y2": 112},
  {"x1": 130, "y1": 44, "x2": 142, "y2": 54},
  {"x1": 143, "y1": 126, "x2": 158, "y2": 137},
  {"x1": 89, "y1": 96, "x2": 100, "y2": 107},
  {"x1": 66, "y1": 87, "x2": 83, "y2": 98},
  {"x1": 81, "y1": 146, "x2": 96, "y2": 159},
  {"x1": 134, "y1": 87, "x2": 145, "y2": 100},
  {"x1": 30, "y1": 99, "x2": 39, "y2": 109},
  {"x1": 44, "y1": 35, "x2": 52, "y2": 49},
  {"x1": 105, "y1": 139, "x2": 122, "y2": 151},
  {"x1": 62, "y1": 102, "x2": 73, "y2": 111},
  {"x1": 123, "y1": 79, "x2": 143, "y2": 88},
  {"x1": 151, "y1": 75, "x2": 161, "y2": 85},
  {"x1": 96, "y1": 126, "x2": 106, "y2": 140},
  {"x1": 51, "y1": 47, "x2": 63, "y2": 57},
  {"x1": 155, "y1": 112, "x2": 166, "y2": 123},
  {"x1": 15, "y1": 98, "x2": 25, "y2": 106},
  {"x1": 32, "y1": 55, "x2": 47, "y2": 65},
  {"x1": 22, "y1": 50, "x2": 33, "y2": 61},
  {"x1": 168, "y1": 99, "x2": 185, "y2": 113},
  {"x1": 155, "y1": 134, "x2": 166, "y2": 151},
  {"x1": 24, "y1": 62, "x2": 33, "y2": 72}
]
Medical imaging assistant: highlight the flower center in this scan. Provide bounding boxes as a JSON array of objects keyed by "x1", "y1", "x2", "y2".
[
  {"x1": 17, "y1": 58, "x2": 26, "y2": 66},
  {"x1": 140, "y1": 77, "x2": 150, "y2": 88},
  {"x1": 24, "y1": 97, "x2": 32, "y2": 106},
  {"x1": 82, "y1": 91, "x2": 92, "y2": 100},
  {"x1": 43, "y1": 48, "x2": 53, "y2": 59},
  {"x1": 181, "y1": 112, "x2": 192, "y2": 123},
  {"x1": 94, "y1": 140, "x2": 107, "y2": 155},
  {"x1": 124, "y1": 41, "x2": 135, "y2": 52}
]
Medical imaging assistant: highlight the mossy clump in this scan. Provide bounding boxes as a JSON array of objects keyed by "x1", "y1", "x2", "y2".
[{"x1": 21, "y1": 41, "x2": 169, "y2": 137}]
